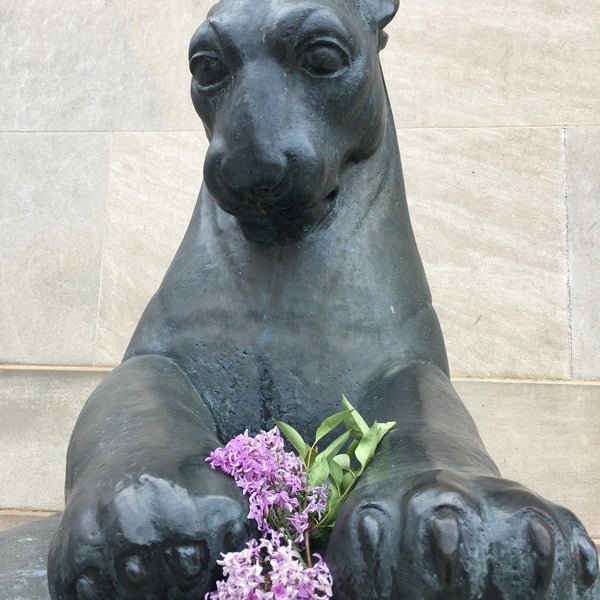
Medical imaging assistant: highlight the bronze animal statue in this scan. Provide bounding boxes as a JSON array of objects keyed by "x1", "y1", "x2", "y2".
[{"x1": 47, "y1": 0, "x2": 599, "y2": 597}]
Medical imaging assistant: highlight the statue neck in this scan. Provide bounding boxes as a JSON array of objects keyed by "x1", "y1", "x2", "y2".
[
  {"x1": 127, "y1": 99, "x2": 448, "y2": 379},
  {"x1": 193, "y1": 104, "x2": 433, "y2": 326}
]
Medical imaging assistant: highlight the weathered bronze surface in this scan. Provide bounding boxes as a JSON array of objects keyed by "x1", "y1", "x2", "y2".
[{"x1": 44, "y1": 0, "x2": 598, "y2": 597}]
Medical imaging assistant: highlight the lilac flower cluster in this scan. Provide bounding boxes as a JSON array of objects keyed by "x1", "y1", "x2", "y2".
[
  {"x1": 207, "y1": 537, "x2": 332, "y2": 600},
  {"x1": 207, "y1": 427, "x2": 328, "y2": 543},
  {"x1": 205, "y1": 427, "x2": 333, "y2": 599}
]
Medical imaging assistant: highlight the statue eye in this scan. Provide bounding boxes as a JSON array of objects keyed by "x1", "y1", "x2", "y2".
[
  {"x1": 300, "y1": 41, "x2": 349, "y2": 77},
  {"x1": 190, "y1": 52, "x2": 228, "y2": 88}
]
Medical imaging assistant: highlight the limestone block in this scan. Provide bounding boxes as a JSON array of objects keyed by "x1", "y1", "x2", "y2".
[
  {"x1": 94, "y1": 132, "x2": 208, "y2": 365},
  {"x1": 0, "y1": 134, "x2": 108, "y2": 366},
  {"x1": 456, "y1": 379, "x2": 600, "y2": 539},
  {"x1": 5, "y1": 0, "x2": 598, "y2": 133},
  {"x1": 0, "y1": 369, "x2": 107, "y2": 510},
  {"x1": 566, "y1": 127, "x2": 600, "y2": 380},
  {"x1": 108, "y1": 0, "x2": 214, "y2": 130},
  {"x1": 398, "y1": 127, "x2": 569, "y2": 379},
  {"x1": 383, "y1": 0, "x2": 600, "y2": 127},
  {"x1": 0, "y1": 0, "x2": 212, "y2": 132}
]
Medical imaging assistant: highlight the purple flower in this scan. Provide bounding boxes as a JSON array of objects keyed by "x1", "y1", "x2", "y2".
[
  {"x1": 204, "y1": 539, "x2": 266, "y2": 599},
  {"x1": 205, "y1": 538, "x2": 333, "y2": 600},
  {"x1": 264, "y1": 542, "x2": 332, "y2": 599},
  {"x1": 206, "y1": 428, "x2": 333, "y2": 599},
  {"x1": 207, "y1": 428, "x2": 328, "y2": 543}
]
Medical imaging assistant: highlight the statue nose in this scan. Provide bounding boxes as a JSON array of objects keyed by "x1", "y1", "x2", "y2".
[{"x1": 220, "y1": 152, "x2": 287, "y2": 195}]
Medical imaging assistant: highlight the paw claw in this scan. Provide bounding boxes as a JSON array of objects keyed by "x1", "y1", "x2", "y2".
[
  {"x1": 429, "y1": 508, "x2": 460, "y2": 588},
  {"x1": 527, "y1": 515, "x2": 554, "y2": 591}
]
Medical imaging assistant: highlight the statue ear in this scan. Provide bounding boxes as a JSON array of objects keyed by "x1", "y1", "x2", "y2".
[
  {"x1": 362, "y1": 0, "x2": 399, "y2": 49},
  {"x1": 364, "y1": 0, "x2": 399, "y2": 29}
]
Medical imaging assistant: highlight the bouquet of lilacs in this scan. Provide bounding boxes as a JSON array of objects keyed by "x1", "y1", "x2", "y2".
[{"x1": 205, "y1": 397, "x2": 395, "y2": 599}]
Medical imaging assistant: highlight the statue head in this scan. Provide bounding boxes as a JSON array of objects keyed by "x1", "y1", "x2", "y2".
[{"x1": 189, "y1": 0, "x2": 399, "y2": 245}]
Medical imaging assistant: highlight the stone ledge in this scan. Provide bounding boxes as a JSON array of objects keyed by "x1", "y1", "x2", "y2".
[
  {"x1": 1, "y1": 372, "x2": 598, "y2": 536},
  {"x1": 0, "y1": 510, "x2": 55, "y2": 531}
]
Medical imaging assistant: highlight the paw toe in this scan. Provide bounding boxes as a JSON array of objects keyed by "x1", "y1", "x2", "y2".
[
  {"x1": 118, "y1": 552, "x2": 151, "y2": 588},
  {"x1": 428, "y1": 508, "x2": 461, "y2": 589},
  {"x1": 356, "y1": 505, "x2": 387, "y2": 571},
  {"x1": 488, "y1": 508, "x2": 564, "y2": 598},
  {"x1": 74, "y1": 576, "x2": 95, "y2": 600},
  {"x1": 73, "y1": 568, "x2": 114, "y2": 600},
  {"x1": 164, "y1": 541, "x2": 209, "y2": 581}
]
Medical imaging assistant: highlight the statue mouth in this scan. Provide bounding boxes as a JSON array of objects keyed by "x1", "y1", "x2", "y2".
[
  {"x1": 231, "y1": 186, "x2": 339, "y2": 246},
  {"x1": 226, "y1": 184, "x2": 337, "y2": 216}
]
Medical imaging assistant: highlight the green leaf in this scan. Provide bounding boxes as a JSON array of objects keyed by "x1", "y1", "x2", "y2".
[
  {"x1": 327, "y1": 457, "x2": 344, "y2": 488},
  {"x1": 273, "y1": 419, "x2": 308, "y2": 460},
  {"x1": 326, "y1": 484, "x2": 340, "y2": 511},
  {"x1": 278, "y1": 400, "x2": 397, "y2": 542},
  {"x1": 341, "y1": 471, "x2": 355, "y2": 492},
  {"x1": 305, "y1": 445, "x2": 318, "y2": 468},
  {"x1": 309, "y1": 458, "x2": 330, "y2": 487},
  {"x1": 342, "y1": 396, "x2": 369, "y2": 438},
  {"x1": 333, "y1": 453, "x2": 351, "y2": 470},
  {"x1": 347, "y1": 438, "x2": 359, "y2": 459},
  {"x1": 314, "y1": 431, "x2": 350, "y2": 463},
  {"x1": 376, "y1": 421, "x2": 396, "y2": 444},
  {"x1": 314, "y1": 410, "x2": 352, "y2": 444},
  {"x1": 319, "y1": 508, "x2": 340, "y2": 529},
  {"x1": 354, "y1": 422, "x2": 380, "y2": 467}
]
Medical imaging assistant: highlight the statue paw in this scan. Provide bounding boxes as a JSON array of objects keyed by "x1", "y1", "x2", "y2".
[
  {"x1": 47, "y1": 473, "x2": 251, "y2": 599},
  {"x1": 327, "y1": 470, "x2": 599, "y2": 599}
]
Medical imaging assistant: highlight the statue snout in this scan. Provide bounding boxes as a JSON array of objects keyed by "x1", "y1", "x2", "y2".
[{"x1": 220, "y1": 149, "x2": 288, "y2": 199}]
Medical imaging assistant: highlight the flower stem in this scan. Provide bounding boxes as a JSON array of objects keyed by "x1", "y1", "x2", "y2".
[{"x1": 304, "y1": 530, "x2": 313, "y2": 568}]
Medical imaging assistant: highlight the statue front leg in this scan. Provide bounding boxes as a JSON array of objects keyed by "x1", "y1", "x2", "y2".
[
  {"x1": 47, "y1": 354, "x2": 252, "y2": 599},
  {"x1": 327, "y1": 361, "x2": 599, "y2": 599}
]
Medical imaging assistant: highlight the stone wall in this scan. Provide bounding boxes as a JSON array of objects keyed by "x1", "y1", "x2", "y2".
[{"x1": 0, "y1": 0, "x2": 598, "y2": 542}]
